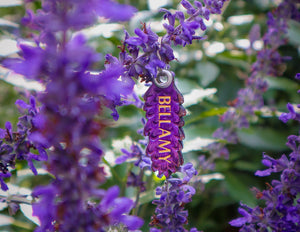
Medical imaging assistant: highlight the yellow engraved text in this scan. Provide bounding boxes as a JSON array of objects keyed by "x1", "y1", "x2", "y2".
[
  {"x1": 159, "y1": 128, "x2": 171, "y2": 138},
  {"x1": 158, "y1": 140, "x2": 171, "y2": 153},
  {"x1": 158, "y1": 154, "x2": 171, "y2": 163},
  {"x1": 157, "y1": 96, "x2": 172, "y2": 157}
]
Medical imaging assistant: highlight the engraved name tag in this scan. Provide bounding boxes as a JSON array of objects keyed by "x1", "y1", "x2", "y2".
[{"x1": 143, "y1": 78, "x2": 186, "y2": 177}]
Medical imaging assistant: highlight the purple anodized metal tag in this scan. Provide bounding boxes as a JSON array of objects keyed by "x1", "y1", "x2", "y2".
[{"x1": 143, "y1": 70, "x2": 186, "y2": 177}]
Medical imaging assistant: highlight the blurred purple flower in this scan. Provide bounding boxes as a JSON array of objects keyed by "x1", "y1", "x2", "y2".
[
  {"x1": 116, "y1": 143, "x2": 144, "y2": 165},
  {"x1": 96, "y1": 0, "x2": 136, "y2": 22},
  {"x1": 4, "y1": 0, "x2": 144, "y2": 230},
  {"x1": 204, "y1": 0, "x2": 300, "y2": 171}
]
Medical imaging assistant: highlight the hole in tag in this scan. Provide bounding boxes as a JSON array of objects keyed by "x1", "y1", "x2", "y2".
[{"x1": 154, "y1": 69, "x2": 173, "y2": 88}]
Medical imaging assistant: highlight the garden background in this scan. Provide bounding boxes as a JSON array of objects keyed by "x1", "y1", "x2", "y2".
[{"x1": 0, "y1": 0, "x2": 299, "y2": 231}]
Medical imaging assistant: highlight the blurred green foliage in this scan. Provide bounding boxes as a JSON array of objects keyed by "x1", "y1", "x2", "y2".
[{"x1": 0, "y1": 0, "x2": 299, "y2": 231}]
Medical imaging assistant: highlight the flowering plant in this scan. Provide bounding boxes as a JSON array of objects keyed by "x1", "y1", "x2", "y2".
[{"x1": 0, "y1": 0, "x2": 299, "y2": 232}]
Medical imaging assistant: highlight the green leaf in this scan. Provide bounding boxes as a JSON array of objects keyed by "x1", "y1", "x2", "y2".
[
  {"x1": 183, "y1": 88, "x2": 217, "y2": 108},
  {"x1": 234, "y1": 160, "x2": 261, "y2": 172},
  {"x1": 0, "y1": 69, "x2": 44, "y2": 91},
  {"x1": 196, "y1": 62, "x2": 220, "y2": 87},
  {"x1": 215, "y1": 54, "x2": 250, "y2": 70},
  {"x1": 237, "y1": 127, "x2": 287, "y2": 151},
  {"x1": 138, "y1": 190, "x2": 156, "y2": 205},
  {"x1": 0, "y1": 214, "x2": 13, "y2": 226},
  {"x1": 147, "y1": 0, "x2": 169, "y2": 11},
  {"x1": 224, "y1": 171, "x2": 257, "y2": 207},
  {"x1": 129, "y1": 10, "x2": 154, "y2": 33},
  {"x1": 20, "y1": 204, "x2": 40, "y2": 226},
  {"x1": 0, "y1": 18, "x2": 19, "y2": 28},
  {"x1": 183, "y1": 137, "x2": 215, "y2": 153},
  {"x1": 287, "y1": 20, "x2": 300, "y2": 46},
  {"x1": 185, "y1": 107, "x2": 228, "y2": 125},
  {"x1": 265, "y1": 76, "x2": 299, "y2": 92},
  {"x1": 175, "y1": 78, "x2": 201, "y2": 94}
]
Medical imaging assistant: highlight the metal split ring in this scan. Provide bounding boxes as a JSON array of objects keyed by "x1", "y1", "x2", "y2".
[{"x1": 153, "y1": 69, "x2": 173, "y2": 88}]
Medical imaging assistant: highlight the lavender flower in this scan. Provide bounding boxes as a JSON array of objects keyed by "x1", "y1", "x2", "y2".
[
  {"x1": 279, "y1": 102, "x2": 300, "y2": 123},
  {"x1": 150, "y1": 163, "x2": 200, "y2": 232},
  {"x1": 161, "y1": 0, "x2": 228, "y2": 46},
  {"x1": 106, "y1": 0, "x2": 228, "y2": 85},
  {"x1": 4, "y1": 0, "x2": 143, "y2": 231},
  {"x1": 0, "y1": 96, "x2": 47, "y2": 191},
  {"x1": 115, "y1": 142, "x2": 148, "y2": 192},
  {"x1": 204, "y1": 0, "x2": 300, "y2": 170},
  {"x1": 108, "y1": 0, "x2": 228, "y2": 179},
  {"x1": 22, "y1": 0, "x2": 136, "y2": 33},
  {"x1": 230, "y1": 73, "x2": 300, "y2": 231},
  {"x1": 110, "y1": 1, "x2": 228, "y2": 230}
]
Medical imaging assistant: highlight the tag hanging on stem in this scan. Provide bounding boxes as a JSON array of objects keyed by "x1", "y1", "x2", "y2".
[{"x1": 143, "y1": 69, "x2": 186, "y2": 177}]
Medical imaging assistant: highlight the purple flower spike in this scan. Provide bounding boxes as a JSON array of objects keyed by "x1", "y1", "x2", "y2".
[
  {"x1": 96, "y1": 0, "x2": 136, "y2": 22},
  {"x1": 143, "y1": 79, "x2": 186, "y2": 177},
  {"x1": 231, "y1": 72, "x2": 300, "y2": 231},
  {"x1": 150, "y1": 165, "x2": 198, "y2": 231}
]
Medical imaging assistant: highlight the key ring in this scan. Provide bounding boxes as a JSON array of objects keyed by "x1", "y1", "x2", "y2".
[{"x1": 153, "y1": 69, "x2": 173, "y2": 88}]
